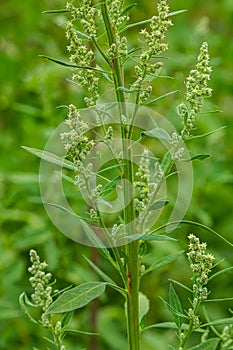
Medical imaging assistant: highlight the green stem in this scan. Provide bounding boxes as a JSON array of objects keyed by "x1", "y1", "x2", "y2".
[{"x1": 99, "y1": 2, "x2": 140, "y2": 349}]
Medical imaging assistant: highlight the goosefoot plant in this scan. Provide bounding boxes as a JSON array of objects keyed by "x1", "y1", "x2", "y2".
[{"x1": 20, "y1": 1, "x2": 233, "y2": 349}]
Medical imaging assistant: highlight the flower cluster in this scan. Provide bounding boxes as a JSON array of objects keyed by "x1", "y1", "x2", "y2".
[
  {"x1": 66, "y1": 1, "x2": 97, "y2": 36},
  {"x1": 66, "y1": 8, "x2": 99, "y2": 106},
  {"x1": 132, "y1": 0, "x2": 172, "y2": 103},
  {"x1": 28, "y1": 249, "x2": 53, "y2": 327},
  {"x1": 179, "y1": 42, "x2": 212, "y2": 138},
  {"x1": 28, "y1": 250, "x2": 67, "y2": 349},
  {"x1": 60, "y1": 104, "x2": 94, "y2": 165},
  {"x1": 106, "y1": 0, "x2": 129, "y2": 29},
  {"x1": 134, "y1": 150, "x2": 150, "y2": 213},
  {"x1": 187, "y1": 233, "x2": 215, "y2": 326},
  {"x1": 140, "y1": 0, "x2": 172, "y2": 57}
]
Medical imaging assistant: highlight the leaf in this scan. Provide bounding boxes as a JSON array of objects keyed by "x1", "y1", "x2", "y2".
[
  {"x1": 100, "y1": 175, "x2": 121, "y2": 197},
  {"x1": 187, "y1": 126, "x2": 227, "y2": 141},
  {"x1": 205, "y1": 297, "x2": 233, "y2": 303},
  {"x1": 19, "y1": 292, "x2": 39, "y2": 325},
  {"x1": 168, "y1": 279, "x2": 192, "y2": 292},
  {"x1": 83, "y1": 256, "x2": 116, "y2": 285},
  {"x1": 46, "y1": 282, "x2": 106, "y2": 314},
  {"x1": 120, "y1": 3, "x2": 137, "y2": 17},
  {"x1": 160, "y1": 297, "x2": 187, "y2": 319},
  {"x1": 169, "y1": 284, "x2": 183, "y2": 329},
  {"x1": 42, "y1": 9, "x2": 69, "y2": 14},
  {"x1": 139, "y1": 292, "x2": 150, "y2": 323},
  {"x1": 190, "y1": 154, "x2": 211, "y2": 161},
  {"x1": 141, "y1": 128, "x2": 171, "y2": 141},
  {"x1": 209, "y1": 266, "x2": 233, "y2": 281},
  {"x1": 64, "y1": 329, "x2": 99, "y2": 336},
  {"x1": 202, "y1": 318, "x2": 233, "y2": 327},
  {"x1": 120, "y1": 19, "x2": 152, "y2": 33},
  {"x1": 189, "y1": 338, "x2": 219, "y2": 350},
  {"x1": 144, "y1": 251, "x2": 184, "y2": 275},
  {"x1": 167, "y1": 9, "x2": 187, "y2": 17},
  {"x1": 149, "y1": 199, "x2": 169, "y2": 210},
  {"x1": 160, "y1": 151, "x2": 173, "y2": 175},
  {"x1": 125, "y1": 233, "x2": 176, "y2": 242},
  {"x1": 79, "y1": 220, "x2": 110, "y2": 259},
  {"x1": 40, "y1": 55, "x2": 111, "y2": 74},
  {"x1": 22, "y1": 146, "x2": 77, "y2": 171},
  {"x1": 154, "y1": 220, "x2": 233, "y2": 248},
  {"x1": 146, "y1": 90, "x2": 179, "y2": 105},
  {"x1": 142, "y1": 322, "x2": 204, "y2": 332},
  {"x1": 74, "y1": 30, "x2": 90, "y2": 39},
  {"x1": 61, "y1": 311, "x2": 74, "y2": 328}
]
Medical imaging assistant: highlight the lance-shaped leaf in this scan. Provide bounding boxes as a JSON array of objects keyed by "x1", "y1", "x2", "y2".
[
  {"x1": 46, "y1": 282, "x2": 106, "y2": 314},
  {"x1": 149, "y1": 199, "x2": 169, "y2": 211},
  {"x1": 169, "y1": 284, "x2": 183, "y2": 329},
  {"x1": 144, "y1": 251, "x2": 184, "y2": 275},
  {"x1": 189, "y1": 338, "x2": 219, "y2": 350},
  {"x1": 141, "y1": 128, "x2": 171, "y2": 141},
  {"x1": 100, "y1": 175, "x2": 121, "y2": 197},
  {"x1": 146, "y1": 90, "x2": 179, "y2": 105},
  {"x1": 190, "y1": 154, "x2": 211, "y2": 161},
  {"x1": 22, "y1": 146, "x2": 77, "y2": 171}
]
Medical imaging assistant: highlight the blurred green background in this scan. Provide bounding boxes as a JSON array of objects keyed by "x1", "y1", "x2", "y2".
[{"x1": 0, "y1": 0, "x2": 232, "y2": 349}]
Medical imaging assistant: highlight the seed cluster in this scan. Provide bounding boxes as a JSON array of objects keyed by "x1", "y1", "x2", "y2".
[
  {"x1": 66, "y1": 2, "x2": 99, "y2": 106},
  {"x1": 178, "y1": 42, "x2": 213, "y2": 138},
  {"x1": 186, "y1": 234, "x2": 215, "y2": 328},
  {"x1": 28, "y1": 249, "x2": 53, "y2": 327},
  {"x1": 132, "y1": 0, "x2": 172, "y2": 104}
]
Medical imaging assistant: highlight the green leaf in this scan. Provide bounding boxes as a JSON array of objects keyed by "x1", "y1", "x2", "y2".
[
  {"x1": 142, "y1": 322, "x2": 205, "y2": 332},
  {"x1": 83, "y1": 256, "x2": 116, "y2": 285},
  {"x1": 189, "y1": 338, "x2": 219, "y2": 350},
  {"x1": 61, "y1": 311, "x2": 74, "y2": 329},
  {"x1": 205, "y1": 297, "x2": 233, "y2": 303},
  {"x1": 155, "y1": 220, "x2": 233, "y2": 248},
  {"x1": 22, "y1": 146, "x2": 77, "y2": 171},
  {"x1": 167, "y1": 9, "x2": 187, "y2": 17},
  {"x1": 120, "y1": 3, "x2": 137, "y2": 17},
  {"x1": 168, "y1": 279, "x2": 192, "y2": 292},
  {"x1": 43, "y1": 202, "x2": 91, "y2": 221},
  {"x1": 42, "y1": 9, "x2": 69, "y2": 14},
  {"x1": 40, "y1": 55, "x2": 111, "y2": 74},
  {"x1": 64, "y1": 329, "x2": 99, "y2": 336},
  {"x1": 190, "y1": 154, "x2": 211, "y2": 161},
  {"x1": 139, "y1": 292, "x2": 150, "y2": 323},
  {"x1": 161, "y1": 151, "x2": 173, "y2": 174},
  {"x1": 169, "y1": 284, "x2": 183, "y2": 329},
  {"x1": 149, "y1": 199, "x2": 169, "y2": 210},
  {"x1": 160, "y1": 297, "x2": 187, "y2": 319},
  {"x1": 19, "y1": 292, "x2": 39, "y2": 325},
  {"x1": 187, "y1": 126, "x2": 227, "y2": 141},
  {"x1": 79, "y1": 220, "x2": 111, "y2": 259},
  {"x1": 141, "y1": 128, "x2": 171, "y2": 141},
  {"x1": 46, "y1": 282, "x2": 106, "y2": 314},
  {"x1": 209, "y1": 266, "x2": 233, "y2": 281},
  {"x1": 202, "y1": 318, "x2": 233, "y2": 327},
  {"x1": 144, "y1": 251, "x2": 184, "y2": 275},
  {"x1": 100, "y1": 175, "x2": 121, "y2": 197},
  {"x1": 146, "y1": 90, "x2": 179, "y2": 105},
  {"x1": 120, "y1": 18, "x2": 152, "y2": 33},
  {"x1": 74, "y1": 30, "x2": 90, "y2": 39},
  {"x1": 125, "y1": 233, "x2": 176, "y2": 242}
]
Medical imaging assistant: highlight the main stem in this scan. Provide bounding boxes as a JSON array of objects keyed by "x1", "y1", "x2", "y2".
[{"x1": 99, "y1": 2, "x2": 140, "y2": 349}]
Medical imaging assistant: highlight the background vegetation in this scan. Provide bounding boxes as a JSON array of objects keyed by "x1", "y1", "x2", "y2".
[{"x1": 0, "y1": 0, "x2": 232, "y2": 349}]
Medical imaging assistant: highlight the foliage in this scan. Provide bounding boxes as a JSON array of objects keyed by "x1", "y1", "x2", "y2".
[{"x1": 0, "y1": 0, "x2": 233, "y2": 349}]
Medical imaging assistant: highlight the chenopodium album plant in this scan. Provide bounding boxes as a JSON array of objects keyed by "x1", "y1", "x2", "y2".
[{"x1": 20, "y1": 0, "x2": 233, "y2": 349}]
